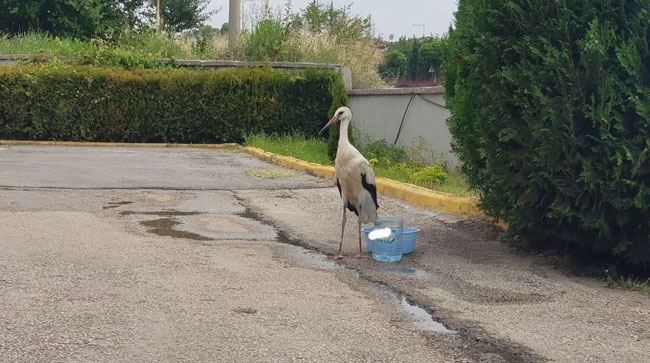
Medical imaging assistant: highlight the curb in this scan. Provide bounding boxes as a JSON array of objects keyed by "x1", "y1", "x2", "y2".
[
  {"x1": 242, "y1": 146, "x2": 336, "y2": 180},
  {"x1": 241, "y1": 146, "x2": 503, "y2": 226},
  {"x1": 1, "y1": 140, "x2": 503, "y2": 227}
]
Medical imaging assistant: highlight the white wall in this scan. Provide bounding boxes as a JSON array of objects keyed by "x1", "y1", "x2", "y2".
[{"x1": 348, "y1": 87, "x2": 457, "y2": 166}]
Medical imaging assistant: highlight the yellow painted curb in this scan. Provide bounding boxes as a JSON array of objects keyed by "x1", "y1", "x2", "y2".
[
  {"x1": 0, "y1": 140, "x2": 240, "y2": 149},
  {"x1": 374, "y1": 177, "x2": 483, "y2": 218},
  {"x1": 241, "y1": 146, "x2": 506, "y2": 228},
  {"x1": 242, "y1": 146, "x2": 337, "y2": 180}
]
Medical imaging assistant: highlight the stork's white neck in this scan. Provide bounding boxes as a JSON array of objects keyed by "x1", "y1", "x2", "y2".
[{"x1": 339, "y1": 117, "x2": 351, "y2": 145}]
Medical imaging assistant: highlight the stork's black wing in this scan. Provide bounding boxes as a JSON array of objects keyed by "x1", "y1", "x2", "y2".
[{"x1": 361, "y1": 173, "x2": 379, "y2": 209}]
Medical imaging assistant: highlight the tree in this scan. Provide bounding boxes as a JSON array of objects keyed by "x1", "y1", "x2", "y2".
[
  {"x1": 379, "y1": 50, "x2": 407, "y2": 78},
  {"x1": 444, "y1": 0, "x2": 650, "y2": 273},
  {"x1": 383, "y1": 36, "x2": 446, "y2": 81},
  {"x1": 0, "y1": 0, "x2": 216, "y2": 37},
  {"x1": 405, "y1": 39, "x2": 420, "y2": 79},
  {"x1": 155, "y1": 0, "x2": 215, "y2": 33},
  {"x1": 288, "y1": 1, "x2": 371, "y2": 39},
  {"x1": 417, "y1": 41, "x2": 443, "y2": 79},
  {"x1": 120, "y1": 0, "x2": 149, "y2": 30},
  {"x1": 0, "y1": 0, "x2": 125, "y2": 38}
]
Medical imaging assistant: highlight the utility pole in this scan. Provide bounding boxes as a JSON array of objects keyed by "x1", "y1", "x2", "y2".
[
  {"x1": 241, "y1": 0, "x2": 249, "y2": 31},
  {"x1": 412, "y1": 24, "x2": 425, "y2": 38},
  {"x1": 229, "y1": 0, "x2": 241, "y2": 49},
  {"x1": 156, "y1": 0, "x2": 161, "y2": 32}
]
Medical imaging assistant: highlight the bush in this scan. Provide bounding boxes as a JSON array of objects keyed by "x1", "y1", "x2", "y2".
[
  {"x1": 412, "y1": 166, "x2": 448, "y2": 188},
  {"x1": 243, "y1": 20, "x2": 298, "y2": 62},
  {"x1": 379, "y1": 50, "x2": 407, "y2": 78},
  {"x1": 361, "y1": 140, "x2": 408, "y2": 164},
  {"x1": 444, "y1": 0, "x2": 650, "y2": 273},
  {"x1": 0, "y1": 64, "x2": 344, "y2": 143}
]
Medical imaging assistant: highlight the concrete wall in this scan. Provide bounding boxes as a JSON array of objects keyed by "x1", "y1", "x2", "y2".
[{"x1": 347, "y1": 87, "x2": 456, "y2": 166}]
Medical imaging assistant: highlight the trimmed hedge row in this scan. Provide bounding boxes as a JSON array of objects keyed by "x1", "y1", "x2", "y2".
[
  {"x1": 444, "y1": 0, "x2": 650, "y2": 273},
  {"x1": 0, "y1": 64, "x2": 346, "y2": 143}
]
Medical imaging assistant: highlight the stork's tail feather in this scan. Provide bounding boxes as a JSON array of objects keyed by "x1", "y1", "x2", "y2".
[{"x1": 358, "y1": 192, "x2": 378, "y2": 224}]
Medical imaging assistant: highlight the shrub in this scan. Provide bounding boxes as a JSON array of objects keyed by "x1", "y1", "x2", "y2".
[
  {"x1": 0, "y1": 64, "x2": 344, "y2": 143},
  {"x1": 361, "y1": 140, "x2": 408, "y2": 164},
  {"x1": 444, "y1": 0, "x2": 650, "y2": 273},
  {"x1": 411, "y1": 166, "x2": 447, "y2": 188},
  {"x1": 379, "y1": 50, "x2": 407, "y2": 78},
  {"x1": 243, "y1": 20, "x2": 298, "y2": 62}
]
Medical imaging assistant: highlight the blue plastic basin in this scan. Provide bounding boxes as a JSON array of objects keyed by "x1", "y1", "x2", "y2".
[{"x1": 363, "y1": 226, "x2": 420, "y2": 254}]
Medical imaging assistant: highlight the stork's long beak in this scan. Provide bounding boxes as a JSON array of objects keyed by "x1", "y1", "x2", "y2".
[{"x1": 319, "y1": 116, "x2": 339, "y2": 134}]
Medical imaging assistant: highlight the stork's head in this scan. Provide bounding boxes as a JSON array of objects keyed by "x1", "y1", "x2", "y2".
[{"x1": 319, "y1": 107, "x2": 352, "y2": 134}]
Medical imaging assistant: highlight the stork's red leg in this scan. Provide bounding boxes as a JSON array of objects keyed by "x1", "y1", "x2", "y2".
[
  {"x1": 351, "y1": 219, "x2": 370, "y2": 259},
  {"x1": 329, "y1": 204, "x2": 347, "y2": 260}
]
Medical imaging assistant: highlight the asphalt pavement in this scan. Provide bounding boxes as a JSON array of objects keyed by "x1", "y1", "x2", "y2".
[{"x1": 1, "y1": 144, "x2": 648, "y2": 363}]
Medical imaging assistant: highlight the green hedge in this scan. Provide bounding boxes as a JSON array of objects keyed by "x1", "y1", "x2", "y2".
[
  {"x1": 0, "y1": 64, "x2": 346, "y2": 143},
  {"x1": 444, "y1": 0, "x2": 650, "y2": 273}
]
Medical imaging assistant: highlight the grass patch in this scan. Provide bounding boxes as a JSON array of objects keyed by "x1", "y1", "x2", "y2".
[
  {"x1": 606, "y1": 271, "x2": 650, "y2": 296},
  {"x1": 0, "y1": 31, "x2": 218, "y2": 59},
  {"x1": 0, "y1": 32, "x2": 95, "y2": 57},
  {"x1": 372, "y1": 166, "x2": 474, "y2": 196},
  {"x1": 245, "y1": 169, "x2": 298, "y2": 179},
  {"x1": 431, "y1": 171, "x2": 475, "y2": 196},
  {"x1": 245, "y1": 133, "x2": 332, "y2": 166}
]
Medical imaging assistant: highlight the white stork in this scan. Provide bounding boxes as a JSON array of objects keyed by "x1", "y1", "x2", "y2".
[{"x1": 320, "y1": 107, "x2": 378, "y2": 259}]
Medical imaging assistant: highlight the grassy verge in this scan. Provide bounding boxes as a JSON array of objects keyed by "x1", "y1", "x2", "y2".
[
  {"x1": 0, "y1": 33, "x2": 95, "y2": 56},
  {"x1": 606, "y1": 270, "x2": 650, "y2": 296},
  {"x1": 244, "y1": 133, "x2": 475, "y2": 197},
  {"x1": 244, "y1": 133, "x2": 332, "y2": 166}
]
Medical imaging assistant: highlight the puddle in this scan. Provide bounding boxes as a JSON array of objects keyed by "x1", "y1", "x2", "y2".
[
  {"x1": 399, "y1": 296, "x2": 458, "y2": 335},
  {"x1": 140, "y1": 218, "x2": 213, "y2": 241},
  {"x1": 103, "y1": 201, "x2": 133, "y2": 209},
  {"x1": 236, "y1": 209, "x2": 320, "y2": 252},
  {"x1": 383, "y1": 267, "x2": 417, "y2": 274},
  {"x1": 382, "y1": 267, "x2": 431, "y2": 279},
  {"x1": 376, "y1": 285, "x2": 457, "y2": 335},
  {"x1": 120, "y1": 210, "x2": 201, "y2": 216}
]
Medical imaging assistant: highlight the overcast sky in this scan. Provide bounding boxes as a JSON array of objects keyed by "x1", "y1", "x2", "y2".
[{"x1": 205, "y1": 1, "x2": 457, "y2": 39}]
